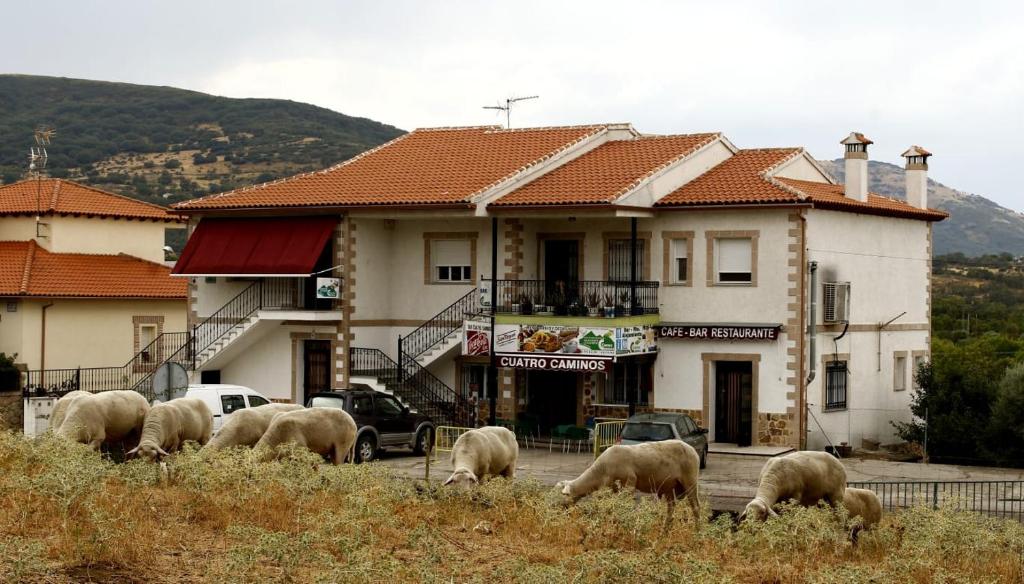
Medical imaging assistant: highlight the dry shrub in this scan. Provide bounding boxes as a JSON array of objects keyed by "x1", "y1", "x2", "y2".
[{"x1": 0, "y1": 430, "x2": 1022, "y2": 583}]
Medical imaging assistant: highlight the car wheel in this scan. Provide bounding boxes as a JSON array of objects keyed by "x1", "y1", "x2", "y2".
[
  {"x1": 413, "y1": 427, "x2": 433, "y2": 455},
  {"x1": 700, "y1": 446, "x2": 708, "y2": 469},
  {"x1": 355, "y1": 434, "x2": 377, "y2": 463}
]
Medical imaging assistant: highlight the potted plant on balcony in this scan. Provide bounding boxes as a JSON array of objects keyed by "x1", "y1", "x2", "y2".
[
  {"x1": 551, "y1": 290, "x2": 568, "y2": 316},
  {"x1": 585, "y1": 291, "x2": 600, "y2": 317},
  {"x1": 602, "y1": 292, "x2": 616, "y2": 318},
  {"x1": 519, "y1": 293, "x2": 533, "y2": 316},
  {"x1": 535, "y1": 292, "x2": 553, "y2": 316},
  {"x1": 616, "y1": 291, "x2": 630, "y2": 317},
  {"x1": 506, "y1": 288, "x2": 520, "y2": 314}
]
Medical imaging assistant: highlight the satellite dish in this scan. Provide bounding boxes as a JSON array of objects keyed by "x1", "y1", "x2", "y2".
[{"x1": 152, "y1": 362, "x2": 189, "y2": 402}]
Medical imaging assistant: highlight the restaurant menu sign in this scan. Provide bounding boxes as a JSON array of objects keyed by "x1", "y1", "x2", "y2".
[
  {"x1": 493, "y1": 323, "x2": 656, "y2": 371},
  {"x1": 656, "y1": 324, "x2": 781, "y2": 341},
  {"x1": 462, "y1": 320, "x2": 491, "y2": 356}
]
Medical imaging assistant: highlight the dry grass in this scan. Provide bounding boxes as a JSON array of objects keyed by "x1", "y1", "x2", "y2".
[{"x1": 1, "y1": 432, "x2": 1022, "y2": 583}]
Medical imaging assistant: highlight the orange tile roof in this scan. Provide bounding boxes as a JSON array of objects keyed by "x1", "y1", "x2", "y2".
[
  {"x1": 776, "y1": 178, "x2": 949, "y2": 221},
  {"x1": 655, "y1": 148, "x2": 803, "y2": 207},
  {"x1": 175, "y1": 125, "x2": 609, "y2": 210},
  {"x1": 0, "y1": 240, "x2": 187, "y2": 299},
  {"x1": 0, "y1": 179, "x2": 182, "y2": 222},
  {"x1": 490, "y1": 134, "x2": 719, "y2": 207}
]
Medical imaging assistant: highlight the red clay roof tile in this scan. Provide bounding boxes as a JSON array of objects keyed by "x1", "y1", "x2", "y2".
[
  {"x1": 655, "y1": 149, "x2": 803, "y2": 207},
  {"x1": 0, "y1": 179, "x2": 182, "y2": 222},
  {"x1": 776, "y1": 178, "x2": 949, "y2": 221},
  {"x1": 0, "y1": 240, "x2": 187, "y2": 299}
]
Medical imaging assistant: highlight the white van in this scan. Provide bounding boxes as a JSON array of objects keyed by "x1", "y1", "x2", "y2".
[{"x1": 185, "y1": 384, "x2": 275, "y2": 433}]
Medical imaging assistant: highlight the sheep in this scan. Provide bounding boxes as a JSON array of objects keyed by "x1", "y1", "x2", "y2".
[
  {"x1": 254, "y1": 407, "x2": 356, "y2": 465},
  {"x1": 48, "y1": 390, "x2": 90, "y2": 433},
  {"x1": 739, "y1": 450, "x2": 847, "y2": 522},
  {"x1": 57, "y1": 390, "x2": 149, "y2": 450},
  {"x1": 442, "y1": 426, "x2": 518, "y2": 488},
  {"x1": 555, "y1": 440, "x2": 701, "y2": 526},
  {"x1": 204, "y1": 403, "x2": 304, "y2": 450},
  {"x1": 127, "y1": 398, "x2": 213, "y2": 461},
  {"x1": 843, "y1": 487, "x2": 883, "y2": 541}
]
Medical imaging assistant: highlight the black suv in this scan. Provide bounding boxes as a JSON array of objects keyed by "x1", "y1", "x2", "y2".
[{"x1": 306, "y1": 389, "x2": 434, "y2": 463}]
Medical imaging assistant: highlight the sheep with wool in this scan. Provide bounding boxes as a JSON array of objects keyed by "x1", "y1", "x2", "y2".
[
  {"x1": 57, "y1": 390, "x2": 149, "y2": 451},
  {"x1": 739, "y1": 450, "x2": 847, "y2": 522},
  {"x1": 443, "y1": 426, "x2": 518, "y2": 488},
  {"x1": 205, "y1": 403, "x2": 304, "y2": 450},
  {"x1": 255, "y1": 407, "x2": 356, "y2": 464},
  {"x1": 128, "y1": 397, "x2": 213, "y2": 461}
]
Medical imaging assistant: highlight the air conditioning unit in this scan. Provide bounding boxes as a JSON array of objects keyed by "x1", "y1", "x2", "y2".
[{"x1": 823, "y1": 282, "x2": 850, "y2": 323}]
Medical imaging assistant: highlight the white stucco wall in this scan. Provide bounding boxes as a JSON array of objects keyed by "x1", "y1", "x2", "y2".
[
  {"x1": 773, "y1": 155, "x2": 832, "y2": 182},
  {"x1": 48, "y1": 216, "x2": 174, "y2": 263},
  {"x1": 0, "y1": 217, "x2": 38, "y2": 242},
  {"x1": 618, "y1": 140, "x2": 734, "y2": 207},
  {"x1": 193, "y1": 278, "x2": 257, "y2": 318},
  {"x1": 216, "y1": 325, "x2": 299, "y2": 402}
]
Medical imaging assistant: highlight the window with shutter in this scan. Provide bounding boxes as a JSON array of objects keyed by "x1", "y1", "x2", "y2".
[
  {"x1": 716, "y1": 238, "x2": 752, "y2": 283},
  {"x1": 670, "y1": 238, "x2": 689, "y2": 284},
  {"x1": 431, "y1": 240, "x2": 472, "y2": 283}
]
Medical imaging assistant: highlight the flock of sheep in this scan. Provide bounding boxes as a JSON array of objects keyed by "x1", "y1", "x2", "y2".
[{"x1": 48, "y1": 390, "x2": 880, "y2": 534}]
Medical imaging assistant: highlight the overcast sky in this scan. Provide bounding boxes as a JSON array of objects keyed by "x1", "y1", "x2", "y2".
[{"x1": 2, "y1": 0, "x2": 1022, "y2": 208}]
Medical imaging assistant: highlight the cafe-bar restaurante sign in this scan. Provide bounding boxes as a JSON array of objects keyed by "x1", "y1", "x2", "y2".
[{"x1": 656, "y1": 324, "x2": 781, "y2": 341}]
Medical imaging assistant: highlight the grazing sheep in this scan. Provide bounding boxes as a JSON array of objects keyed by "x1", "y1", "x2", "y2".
[
  {"x1": 57, "y1": 390, "x2": 149, "y2": 450},
  {"x1": 255, "y1": 407, "x2": 356, "y2": 465},
  {"x1": 740, "y1": 450, "x2": 847, "y2": 522},
  {"x1": 127, "y1": 398, "x2": 213, "y2": 461},
  {"x1": 49, "y1": 390, "x2": 90, "y2": 433},
  {"x1": 843, "y1": 487, "x2": 883, "y2": 541},
  {"x1": 205, "y1": 403, "x2": 304, "y2": 450},
  {"x1": 556, "y1": 440, "x2": 701, "y2": 525},
  {"x1": 442, "y1": 426, "x2": 518, "y2": 488}
]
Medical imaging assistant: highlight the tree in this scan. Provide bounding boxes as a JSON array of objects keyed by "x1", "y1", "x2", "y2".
[
  {"x1": 163, "y1": 159, "x2": 182, "y2": 169},
  {"x1": 158, "y1": 171, "x2": 173, "y2": 186},
  {"x1": 985, "y1": 362, "x2": 1024, "y2": 466}
]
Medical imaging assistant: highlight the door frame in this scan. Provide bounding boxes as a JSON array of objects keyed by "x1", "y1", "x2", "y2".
[
  {"x1": 536, "y1": 233, "x2": 585, "y2": 281},
  {"x1": 302, "y1": 339, "x2": 332, "y2": 405},
  {"x1": 290, "y1": 332, "x2": 336, "y2": 404},
  {"x1": 701, "y1": 353, "x2": 760, "y2": 445}
]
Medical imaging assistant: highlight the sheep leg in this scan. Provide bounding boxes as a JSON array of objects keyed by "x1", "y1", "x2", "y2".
[{"x1": 663, "y1": 496, "x2": 675, "y2": 533}]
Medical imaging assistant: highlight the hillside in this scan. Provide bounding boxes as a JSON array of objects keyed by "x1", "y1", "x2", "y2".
[
  {"x1": 0, "y1": 75, "x2": 404, "y2": 206},
  {"x1": 819, "y1": 159, "x2": 1024, "y2": 256}
]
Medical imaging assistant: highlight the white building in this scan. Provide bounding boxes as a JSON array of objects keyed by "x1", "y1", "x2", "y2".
[{"x1": 170, "y1": 124, "x2": 945, "y2": 451}]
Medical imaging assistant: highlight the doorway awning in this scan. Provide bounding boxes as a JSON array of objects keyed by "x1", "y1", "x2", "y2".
[{"x1": 172, "y1": 216, "x2": 336, "y2": 276}]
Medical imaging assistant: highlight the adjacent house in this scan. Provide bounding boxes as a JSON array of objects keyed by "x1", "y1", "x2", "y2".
[
  {"x1": 0, "y1": 178, "x2": 188, "y2": 394},
  {"x1": 170, "y1": 124, "x2": 945, "y2": 450}
]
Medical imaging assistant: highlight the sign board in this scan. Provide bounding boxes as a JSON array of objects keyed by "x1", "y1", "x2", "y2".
[
  {"x1": 496, "y1": 354, "x2": 611, "y2": 372},
  {"x1": 656, "y1": 324, "x2": 780, "y2": 341},
  {"x1": 315, "y1": 277, "x2": 341, "y2": 299},
  {"x1": 616, "y1": 325, "x2": 657, "y2": 354},
  {"x1": 495, "y1": 324, "x2": 617, "y2": 356},
  {"x1": 462, "y1": 320, "x2": 491, "y2": 356}
]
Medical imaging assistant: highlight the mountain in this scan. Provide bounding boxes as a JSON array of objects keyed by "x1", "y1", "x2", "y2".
[
  {"x1": 818, "y1": 159, "x2": 1024, "y2": 256},
  {"x1": 0, "y1": 75, "x2": 404, "y2": 206}
]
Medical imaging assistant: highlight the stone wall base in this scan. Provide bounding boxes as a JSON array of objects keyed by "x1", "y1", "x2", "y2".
[{"x1": 758, "y1": 412, "x2": 796, "y2": 446}]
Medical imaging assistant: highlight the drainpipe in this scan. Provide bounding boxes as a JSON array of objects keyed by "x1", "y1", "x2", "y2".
[
  {"x1": 806, "y1": 261, "x2": 818, "y2": 386},
  {"x1": 488, "y1": 216, "x2": 498, "y2": 427},
  {"x1": 40, "y1": 302, "x2": 54, "y2": 389}
]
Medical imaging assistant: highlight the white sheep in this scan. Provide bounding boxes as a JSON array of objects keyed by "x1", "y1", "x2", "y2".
[
  {"x1": 843, "y1": 487, "x2": 883, "y2": 541},
  {"x1": 204, "y1": 403, "x2": 303, "y2": 450},
  {"x1": 556, "y1": 440, "x2": 701, "y2": 525},
  {"x1": 740, "y1": 450, "x2": 847, "y2": 522},
  {"x1": 48, "y1": 390, "x2": 90, "y2": 433},
  {"x1": 255, "y1": 407, "x2": 356, "y2": 465},
  {"x1": 57, "y1": 390, "x2": 150, "y2": 450},
  {"x1": 127, "y1": 398, "x2": 213, "y2": 461},
  {"x1": 443, "y1": 426, "x2": 518, "y2": 488}
]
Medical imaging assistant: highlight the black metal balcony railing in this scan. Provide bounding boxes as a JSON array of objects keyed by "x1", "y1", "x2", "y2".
[
  {"x1": 493, "y1": 279, "x2": 659, "y2": 316},
  {"x1": 401, "y1": 288, "x2": 480, "y2": 359}
]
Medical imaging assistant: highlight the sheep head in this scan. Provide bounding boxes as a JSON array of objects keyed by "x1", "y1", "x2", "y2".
[
  {"x1": 739, "y1": 499, "x2": 777, "y2": 522},
  {"x1": 127, "y1": 442, "x2": 169, "y2": 462},
  {"x1": 443, "y1": 468, "x2": 479, "y2": 489}
]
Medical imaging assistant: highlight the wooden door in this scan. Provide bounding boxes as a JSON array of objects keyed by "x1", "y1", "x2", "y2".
[
  {"x1": 303, "y1": 340, "x2": 332, "y2": 405},
  {"x1": 715, "y1": 361, "x2": 753, "y2": 446}
]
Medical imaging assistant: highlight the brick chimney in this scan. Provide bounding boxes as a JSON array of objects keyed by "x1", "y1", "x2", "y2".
[
  {"x1": 840, "y1": 132, "x2": 873, "y2": 202},
  {"x1": 901, "y1": 145, "x2": 931, "y2": 209}
]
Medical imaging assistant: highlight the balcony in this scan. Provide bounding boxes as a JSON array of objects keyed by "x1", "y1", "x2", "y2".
[{"x1": 492, "y1": 279, "x2": 659, "y2": 324}]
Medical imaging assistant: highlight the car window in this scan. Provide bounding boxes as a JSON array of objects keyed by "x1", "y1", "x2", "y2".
[
  {"x1": 621, "y1": 422, "x2": 673, "y2": 442},
  {"x1": 352, "y1": 396, "x2": 373, "y2": 415},
  {"x1": 310, "y1": 396, "x2": 346, "y2": 409},
  {"x1": 248, "y1": 395, "x2": 270, "y2": 408},
  {"x1": 376, "y1": 395, "x2": 404, "y2": 417},
  {"x1": 681, "y1": 417, "x2": 696, "y2": 434},
  {"x1": 221, "y1": 394, "x2": 246, "y2": 415}
]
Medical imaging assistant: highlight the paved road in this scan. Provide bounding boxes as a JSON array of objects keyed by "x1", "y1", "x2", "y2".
[{"x1": 377, "y1": 447, "x2": 1024, "y2": 512}]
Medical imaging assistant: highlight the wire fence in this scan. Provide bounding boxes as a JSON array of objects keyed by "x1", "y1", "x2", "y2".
[{"x1": 849, "y1": 480, "x2": 1024, "y2": 522}]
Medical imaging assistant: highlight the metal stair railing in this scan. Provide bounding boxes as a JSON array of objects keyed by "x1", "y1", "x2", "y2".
[
  {"x1": 350, "y1": 347, "x2": 461, "y2": 424},
  {"x1": 398, "y1": 353, "x2": 473, "y2": 427},
  {"x1": 400, "y1": 288, "x2": 480, "y2": 359}
]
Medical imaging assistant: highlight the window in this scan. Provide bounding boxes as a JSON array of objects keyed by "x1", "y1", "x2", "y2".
[
  {"x1": 715, "y1": 238, "x2": 753, "y2": 283},
  {"x1": 247, "y1": 395, "x2": 270, "y2": 407},
  {"x1": 462, "y1": 364, "x2": 488, "y2": 400},
  {"x1": 221, "y1": 394, "x2": 246, "y2": 415},
  {"x1": 431, "y1": 240, "x2": 472, "y2": 283},
  {"x1": 607, "y1": 239, "x2": 646, "y2": 282},
  {"x1": 669, "y1": 238, "x2": 689, "y2": 284},
  {"x1": 351, "y1": 395, "x2": 373, "y2": 415},
  {"x1": 139, "y1": 324, "x2": 158, "y2": 362},
  {"x1": 913, "y1": 355, "x2": 927, "y2": 390},
  {"x1": 375, "y1": 395, "x2": 404, "y2": 416},
  {"x1": 894, "y1": 354, "x2": 908, "y2": 391},
  {"x1": 603, "y1": 361, "x2": 650, "y2": 405},
  {"x1": 824, "y1": 360, "x2": 848, "y2": 411}
]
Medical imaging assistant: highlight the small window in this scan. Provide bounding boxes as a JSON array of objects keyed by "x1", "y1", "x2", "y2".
[
  {"x1": 669, "y1": 239, "x2": 689, "y2": 284},
  {"x1": 247, "y1": 395, "x2": 270, "y2": 408},
  {"x1": 824, "y1": 361, "x2": 848, "y2": 411},
  {"x1": 894, "y1": 355, "x2": 907, "y2": 391},
  {"x1": 608, "y1": 239, "x2": 646, "y2": 282},
  {"x1": 431, "y1": 240, "x2": 472, "y2": 283},
  {"x1": 375, "y1": 395, "x2": 404, "y2": 416},
  {"x1": 138, "y1": 324, "x2": 158, "y2": 363},
  {"x1": 913, "y1": 355, "x2": 927, "y2": 390},
  {"x1": 352, "y1": 395, "x2": 373, "y2": 415},
  {"x1": 221, "y1": 394, "x2": 246, "y2": 415},
  {"x1": 716, "y1": 238, "x2": 752, "y2": 283},
  {"x1": 604, "y1": 362, "x2": 650, "y2": 405}
]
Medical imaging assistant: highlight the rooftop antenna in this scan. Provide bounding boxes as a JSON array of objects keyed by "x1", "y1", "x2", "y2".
[
  {"x1": 29, "y1": 125, "x2": 56, "y2": 238},
  {"x1": 482, "y1": 95, "x2": 538, "y2": 129}
]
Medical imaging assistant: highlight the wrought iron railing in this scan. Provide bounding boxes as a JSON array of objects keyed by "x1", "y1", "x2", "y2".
[
  {"x1": 493, "y1": 279, "x2": 659, "y2": 316},
  {"x1": 400, "y1": 288, "x2": 479, "y2": 359},
  {"x1": 849, "y1": 480, "x2": 1024, "y2": 522}
]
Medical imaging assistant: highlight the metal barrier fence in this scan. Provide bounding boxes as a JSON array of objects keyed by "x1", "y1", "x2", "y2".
[
  {"x1": 849, "y1": 480, "x2": 1024, "y2": 522},
  {"x1": 593, "y1": 420, "x2": 626, "y2": 458},
  {"x1": 433, "y1": 426, "x2": 475, "y2": 453}
]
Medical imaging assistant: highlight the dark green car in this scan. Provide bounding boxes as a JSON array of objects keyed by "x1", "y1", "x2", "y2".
[{"x1": 618, "y1": 412, "x2": 709, "y2": 469}]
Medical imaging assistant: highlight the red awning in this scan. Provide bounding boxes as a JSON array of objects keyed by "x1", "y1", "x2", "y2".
[{"x1": 172, "y1": 216, "x2": 337, "y2": 276}]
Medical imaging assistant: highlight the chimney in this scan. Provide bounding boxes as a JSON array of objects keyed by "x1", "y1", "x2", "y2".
[
  {"x1": 839, "y1": 132, "x2": 872, "y2": 202},
  {"x1": 901, "y1": 145, "x2": 931, "y2": 209}
]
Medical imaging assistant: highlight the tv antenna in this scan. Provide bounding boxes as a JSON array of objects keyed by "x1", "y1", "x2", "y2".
[
  {"x1": 29, "y1": 126, "x2": 56, "y2": 238},
  {"x1": 483, "y1": 95, "x2": 538, "y2": 129}
]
